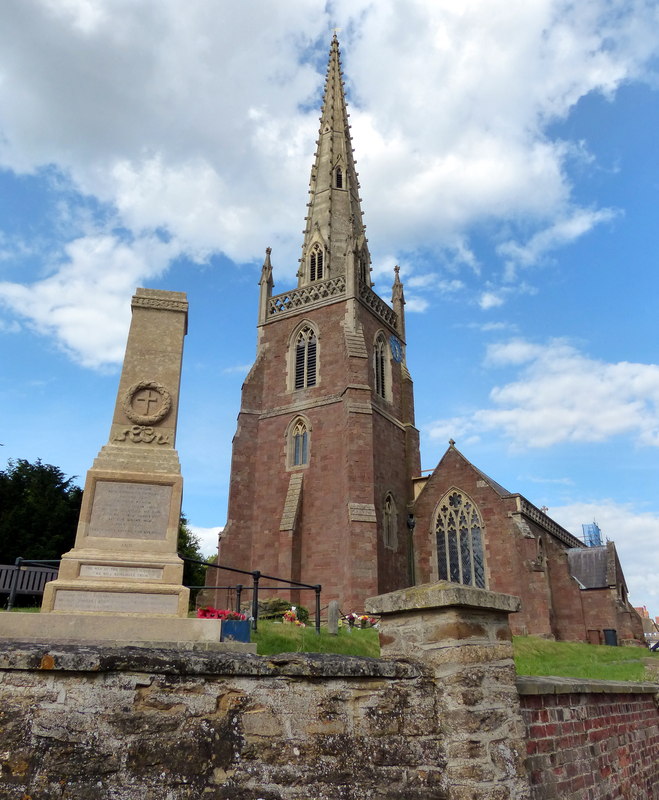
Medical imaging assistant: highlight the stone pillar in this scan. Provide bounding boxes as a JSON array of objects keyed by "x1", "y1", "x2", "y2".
[
  {"x1": 366, "y1": 581, "x2": 532, "y2": 800},
  {"x1": 42, "y1": 289, "x2": 190, "y2": 618}
]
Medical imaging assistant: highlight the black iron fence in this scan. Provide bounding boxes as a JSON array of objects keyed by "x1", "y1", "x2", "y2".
[{"x1": 181, "y1": 554, "x2": 322, "y2": 634}]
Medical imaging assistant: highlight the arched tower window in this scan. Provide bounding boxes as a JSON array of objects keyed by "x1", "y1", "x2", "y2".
[
  {"x1": 289, "y1": 417, "x2": 310, "y2": 467},
  {"x1": 383, "y1": 493, "x2": 397, "y2": 550},
  {"x1": 434, "y1": 490, "x2": 486, "y2": 588},
  {"x1": 309, "y1": 244, "x2": 324, "y2": 282},
  {"x1": 294, "y1": 325, "x2": 317, "y2": 389},
  {"x1": 374, "y1": 334, "x2": 387, "y2": 398},
  {"x1": 335, "y1": 166, "x2": 343, "y2": 188}
]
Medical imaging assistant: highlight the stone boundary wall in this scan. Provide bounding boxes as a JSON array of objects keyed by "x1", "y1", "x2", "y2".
[
  {"x1": 0, "y1": 643, "x2": 444, "y2": 800},
  {"x1": 1, "y1": 583, "x2": 657, "y2": 800},
  {"x1": 518, "y1": 676, "x2": 659, "y2": 800}
]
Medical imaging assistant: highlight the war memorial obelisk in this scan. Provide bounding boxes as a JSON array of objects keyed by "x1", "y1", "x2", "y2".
[
  {"x1": 42, "y1": 288, "x2": 190, "y2": 617},
  {"x1": 0, "y1": 287, "x2": 252, "y2": 648}
]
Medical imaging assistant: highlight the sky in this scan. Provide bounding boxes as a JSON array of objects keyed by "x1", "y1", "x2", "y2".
[{"x1": 1, "y1": 0, "x2": 658, "y2": 617}]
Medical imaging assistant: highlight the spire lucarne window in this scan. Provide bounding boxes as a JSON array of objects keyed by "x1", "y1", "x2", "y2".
[
  {"x1": 435, "y1": 490, "x2": 486, "y2": 588},
  {"x1": 309, "y1": 244, "x2": 324, "y2": 282},
  {"x1": 294, "y1": 326, "x2": 317, "y2": 389}
]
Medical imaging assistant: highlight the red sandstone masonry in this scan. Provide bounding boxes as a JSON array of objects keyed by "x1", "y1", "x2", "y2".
[{"x1": 517, "y1": 676, "x2": 659, "y2": 800}]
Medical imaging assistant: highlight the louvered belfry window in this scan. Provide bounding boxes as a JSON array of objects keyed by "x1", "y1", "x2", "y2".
[
  {"x1": 435, "y1": 490, "x2": 486, "y2": 588},
  {"x1": 309, "y1": 244, "x2": 324, "y2": 281},
  {"x1": 295, "y1": 326, "x2": 317, "y2": 389},
  {"x1": 335, "y1": 166, "x2": 343, "y2": 188}
]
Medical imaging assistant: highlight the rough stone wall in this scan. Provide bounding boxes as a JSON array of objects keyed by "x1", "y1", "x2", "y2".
[
  {"x1": 0, "y1": 644, "x2": 445, "y2": 800},
  {"x1": 518, "y1": 677, "x2": 659, "y2": 800}
]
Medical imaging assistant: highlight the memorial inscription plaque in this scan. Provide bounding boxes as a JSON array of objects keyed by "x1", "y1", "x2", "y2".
[
  {"x1": 79, "y1": 565, "x2": 163, "y2": 580},
  {"x1": 53, "y1": 590, "x2": 179, "y2": 615},
  {"x1": 88, "y1": 482, "x2": 171, "y2": 540}
]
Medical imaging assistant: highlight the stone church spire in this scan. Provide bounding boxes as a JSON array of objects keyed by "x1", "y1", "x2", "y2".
[{"x1": 298, "y1": 34, "x2": 371, "y2": 287}]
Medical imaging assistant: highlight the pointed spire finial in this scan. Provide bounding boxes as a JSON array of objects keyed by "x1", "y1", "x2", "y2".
[{"x1": 298, "y1": 35, "x2": 370, "y2": 287}]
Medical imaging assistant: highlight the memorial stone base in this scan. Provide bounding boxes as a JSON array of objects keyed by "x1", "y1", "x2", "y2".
[{"x1": 41, "y1": 469, "x2": 189, "y2": 618}]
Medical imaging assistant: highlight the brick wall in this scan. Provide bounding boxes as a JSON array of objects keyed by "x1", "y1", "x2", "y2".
[{"x1": 518, "y1": 676, "x2": 659, "y2": 800}]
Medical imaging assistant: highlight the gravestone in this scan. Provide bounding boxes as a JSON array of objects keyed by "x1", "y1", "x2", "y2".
[
  {"x1": 42, "y1": 289, "x2": 190, "y2": 617},
  {"x1": 327, "y1": 600, "x2": 339, "y2": 635}
]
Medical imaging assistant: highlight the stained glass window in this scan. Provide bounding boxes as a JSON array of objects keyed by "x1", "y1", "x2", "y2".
[{"x1": 434, "y1": 490, "x2": 486, "y2": 588}]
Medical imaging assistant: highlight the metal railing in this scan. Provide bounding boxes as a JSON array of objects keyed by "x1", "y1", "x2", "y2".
[{"x1": 181, "y1": 555, "x2": 322, "y2": 634}]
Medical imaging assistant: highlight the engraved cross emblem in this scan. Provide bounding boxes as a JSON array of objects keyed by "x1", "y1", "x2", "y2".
[{"x1": 133, "y1": 389, "x2": 160, "y2": 415}]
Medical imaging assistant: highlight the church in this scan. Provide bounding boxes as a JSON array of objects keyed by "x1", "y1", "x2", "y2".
[{"x1": 214, "y1": 36, "x2": 643, "y2": 646}]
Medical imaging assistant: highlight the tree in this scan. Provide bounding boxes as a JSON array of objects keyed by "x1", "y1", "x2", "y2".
[
  {"x1": 178, "y1": 513, "x2": 208, "y2": 604},
  {"x1": 0, "y1": 459, "x2": 83, "y2": 564}
]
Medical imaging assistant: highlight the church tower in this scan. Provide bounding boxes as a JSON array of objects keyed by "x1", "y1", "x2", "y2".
[{"x1": 218, "y1": 36, "x2": 421, "y2": 610}]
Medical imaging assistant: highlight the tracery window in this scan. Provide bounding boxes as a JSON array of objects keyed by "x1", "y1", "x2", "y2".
[
  {"x1": 435, "y1": 490, "x2": 486, "y2": 588},
  {"x1": 309, "y1": 244, "x2": 324, "y2": 282},
  {"x1": 294, "y1": 325, "x2": 317, "y2": 389},
  {"x1": 374, "y1": 335, "x2": 387, "y2": 398},
  {"x1": 335, "y1": 166, "x2": 343, "y2": 188},
  {"x1": 383, "y1": 493, "x2": 397, "y2": 549},
  {"x1": 290, "y1": 418, "x2": 309, "y2": 466}
]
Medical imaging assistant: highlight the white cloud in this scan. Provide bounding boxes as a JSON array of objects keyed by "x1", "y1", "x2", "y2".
[
  {"x1": 188, "y1": 525, "x2": 222, "y2": 559},
  {"x1": 0, "y1": 233, "x2": 175, "y2": 368},
  {"x1": 550, "y1": 500, "x2": 659, "y2": 615},
  {"x1": 222, "y1": 363, "x2": 252, "y2": 376},
  {"x1": 0, "y1": 1, "x2": 658, "y2": 365},
  {"x1": 479, "y1": 292, "x2": 505, "y2": 310},
  {"x1": 427, "y1": 338, "x2": 659, "y2": 448},
  {"x1": 405, "y1": 296, "x2": 430, "y2": 313},
  {"x1": 498, "y1": 207, "x2": 619, "y2": 279}
]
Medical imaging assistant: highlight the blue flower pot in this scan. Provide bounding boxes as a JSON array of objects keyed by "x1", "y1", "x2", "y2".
[{"x1": 220, "y1": 619, "x2": 251, "y2": 643}]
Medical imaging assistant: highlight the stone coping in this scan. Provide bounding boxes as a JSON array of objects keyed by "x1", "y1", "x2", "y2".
[
  {"x1": 366, "y1": 581, "x2": 521, "y2": 615},
  {"x1": 516, "y1": 674, "x2": 659, "y2": 695},
  {"x1": 0, "y1": 641, "x2": 422, "y2": 680}
]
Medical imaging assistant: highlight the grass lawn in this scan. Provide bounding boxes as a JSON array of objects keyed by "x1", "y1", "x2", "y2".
[
  {"x1": 252, "y1": 620, "x2": 379, "y2": 657},
  {"x1": 513, "y1": 636, "x2": 659, "y2": 682}
]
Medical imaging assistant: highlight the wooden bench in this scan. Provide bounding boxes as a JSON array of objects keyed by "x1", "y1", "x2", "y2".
[{"x1": 0, "y1": 563, "x2": 59, "y2": 606}]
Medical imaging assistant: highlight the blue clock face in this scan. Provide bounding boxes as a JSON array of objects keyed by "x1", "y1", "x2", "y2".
[{"x1": 390, "y1": 335, "x2": 403, "y2": 363}]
